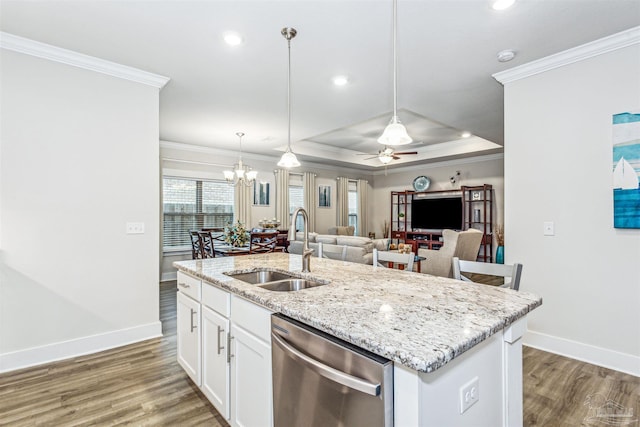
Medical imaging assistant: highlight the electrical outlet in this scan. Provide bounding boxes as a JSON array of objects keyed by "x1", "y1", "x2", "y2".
[
  {"x1": 459, "y1": 377, "x2": 479, "y2": 414},
  {"x1": 126, "y1": 222, "x2": 145, "y2": 234},
  {"x1": 543, "y1": 221, "x2": 555, "y2": 236}
]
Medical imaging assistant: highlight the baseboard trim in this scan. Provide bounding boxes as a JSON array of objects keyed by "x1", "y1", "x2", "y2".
[
  {"x1": 161, "y1": 271, "x2": 177, "y2": 282},
  {"x1": 524, "y1": 330, "x2": 640, "y2": 377},
  {"x1": 0, "y1": 321, "x2": 163, "y2": 373}
]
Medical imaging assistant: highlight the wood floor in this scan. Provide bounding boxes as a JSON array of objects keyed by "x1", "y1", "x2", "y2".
[{"x1": 1, "y1": 282, "x2": 638, "y2": 426}]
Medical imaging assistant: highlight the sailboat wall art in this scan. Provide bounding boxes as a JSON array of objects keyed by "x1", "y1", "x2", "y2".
[{"x1": 612, "y1": 111, "x2": 640, "y2": 229}]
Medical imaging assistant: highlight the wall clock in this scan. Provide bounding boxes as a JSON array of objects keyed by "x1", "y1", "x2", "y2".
[{"x1": 412, "y1": 176, "x2": 431, "y2": 192}]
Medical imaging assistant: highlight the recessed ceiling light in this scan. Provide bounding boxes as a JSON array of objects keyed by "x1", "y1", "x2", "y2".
[
  {"x1": 497, "y1": 49, "x2": 516, "y2": 62},
  {"x1": 492, "y1": 0, "x2": 515, "y2": 10},
  {"x1": 223, "y1": 32, "x2": 243, "y2": 46},
  {"x1": 461, "y1": 131, "x2": 472, "y2": 138},
  {"x1": 332, "y1": 75, "x2": 349, "y2": 86}
]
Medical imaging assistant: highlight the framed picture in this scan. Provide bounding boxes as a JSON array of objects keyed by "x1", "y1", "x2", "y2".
[
  {"x1": 253, "y1": 181, "x2": 270, "y2": 206},
  {"x1": 318, "y1": 185, "x2": 331, "y2": 208}
]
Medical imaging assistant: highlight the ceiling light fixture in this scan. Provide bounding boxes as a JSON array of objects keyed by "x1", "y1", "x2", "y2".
[
  {"x1": 461, "y1": 131, "x2": 472, "y2": 138},
  {"x1": 378, "y1": 0, "x2": 412, "y2": 146},
  {"x1": 277, "y1": 27, "x2": 301, "y2": 168},
  {"x1": 224, "y1": 132, "x2": 258, "y2": 186},
  {"x1": 497, "y1": 49, "x2": 516, "y2": 62},
  {"x1": 379, "y1": 153, "x2": 394, "y2": 164},
  {"x1": 223, "y1": 32, "x2": 243, "y2": 46},
  {"x1": 492, "y1": 0, "x2": 516, "y2": 10},
  {"x1": 332, "y1": 75, "x2": 349, "y2": 86}
]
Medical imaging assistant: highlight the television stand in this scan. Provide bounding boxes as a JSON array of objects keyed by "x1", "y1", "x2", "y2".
[{"x1": 406, "y1": 230, "x2": 443, "y2": 250}]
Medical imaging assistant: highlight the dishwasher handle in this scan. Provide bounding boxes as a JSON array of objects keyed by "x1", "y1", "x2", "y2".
[{"x1": 272, "y1": 331, "x2": 381, "y2": 397}]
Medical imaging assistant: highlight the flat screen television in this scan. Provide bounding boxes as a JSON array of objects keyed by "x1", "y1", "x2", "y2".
[{"x1": 411, "y1": 196, "x2": 463, "y2": 231}]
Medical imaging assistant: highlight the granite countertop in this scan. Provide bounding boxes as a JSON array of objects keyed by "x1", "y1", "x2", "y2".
[{"x1": 174, "y1": 253, "x2": 542, "y2": 373}]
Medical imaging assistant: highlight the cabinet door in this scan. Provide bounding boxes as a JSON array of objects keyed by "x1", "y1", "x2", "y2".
[
  {"x1": 230, "y1": 324, "x2": 272, "y2": 427},
  {"x1": 177, "y1": 292, "x2": 201, "y2": 386},
  {"x1": 202, "y1": 306, "x2": 230, "y2": 420}
]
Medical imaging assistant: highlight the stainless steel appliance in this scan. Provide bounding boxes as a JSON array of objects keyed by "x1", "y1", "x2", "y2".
[{"x1": 271, "y1": 314, "x2": 393, "y2": 427}]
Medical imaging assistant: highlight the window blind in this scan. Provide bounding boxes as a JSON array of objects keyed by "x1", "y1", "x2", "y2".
[
  {"x1": 348, "y1": 180, "x2": 358, "y2": 233},
  {"x1": 163, "y1": 177, "x2": 234, "y2": 251},
  {"x1": 289, "y1": 184, "x2": 304, "y2": 231}
]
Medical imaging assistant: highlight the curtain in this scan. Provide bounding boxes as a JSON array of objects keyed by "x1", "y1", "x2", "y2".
[
  {"x1": 336, "y1": 176, "x2": 349, "y2": 226},
  {"x1": 234, "y1": 183, "x2": 252, "y2": 227},
  {"x1": 303, "y1": 172, "x2": 316, "y2": 232},
  {"x1": 274, "y1": 169, "x2": 290, "y2": 229},
  {"x1": 357, "y1": 179, "x2": 369, "y2": 237}
]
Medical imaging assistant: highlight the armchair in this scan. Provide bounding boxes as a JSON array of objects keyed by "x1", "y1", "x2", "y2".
[{"x1": 418, "y1": 229, "x2": 483, "y2": 278}]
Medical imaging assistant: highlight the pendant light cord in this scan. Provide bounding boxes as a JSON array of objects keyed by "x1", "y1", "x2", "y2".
[
  {"x1": 393, "y1": 0, "x2": 398, "y2": 119},
  {"x1": 287, "y1": 36, "x2": 292, "y2": 151}
]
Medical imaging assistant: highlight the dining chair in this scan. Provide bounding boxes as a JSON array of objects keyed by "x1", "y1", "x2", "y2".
[
  {"x1": 198, "y1": 231, "x2": 216, "y2": 258},
  {"x1": 189, "y1": 230, "x2": 203, "y2": 259},
  {"x1": 249, "y1": 231, "x2": 278, "y2": 254},
  {"x1": 317, "y1": 242, "x2": 347, "y2": 261},
  {"x1": 373, "y1": 249, "x2": 414, "y2": 271},
  {"x1": 451, "y1": 257, "x2": 523, "y2": 290},
  {"x1": 202, "y1": 227, "x2": 226, "y2": 244}
]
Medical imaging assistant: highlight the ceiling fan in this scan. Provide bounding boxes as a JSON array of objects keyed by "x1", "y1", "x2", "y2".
[{"x1": 360, "y1": 146, "x2": 418, "y2": 164}]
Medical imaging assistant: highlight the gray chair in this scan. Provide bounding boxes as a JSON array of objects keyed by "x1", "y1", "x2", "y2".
[
  {"x1": 317, "y1": 242, "x2": 347, "y2": 261},
  {"x1": 373, "y1": 249, "x2": 415, "y2": 271},
  {"x1": 418, "y1": 229, "x2": 484, "y2": 278},
  {"x1": 452, "y1": 257, "x2": 523, "y2": 290}
]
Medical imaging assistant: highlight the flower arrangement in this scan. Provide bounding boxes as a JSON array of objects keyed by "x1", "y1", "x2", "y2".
[
  {"x1": 495, "y1": 224, "x2": 504, "y2": 246},
  {"x1": 225, "y1": 220, "x2": 249, "y2": 247}
]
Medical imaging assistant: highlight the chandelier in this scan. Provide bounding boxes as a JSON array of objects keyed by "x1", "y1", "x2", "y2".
[
  {"x1": 277, "y1": 27, "x2": 301, "y2": 168},
  {"x1": 223, "y1": 132, "x2": 257, "y2": 186},
  {"x1": 377, "y1": 0, "x2": 412, "y2": 146}
]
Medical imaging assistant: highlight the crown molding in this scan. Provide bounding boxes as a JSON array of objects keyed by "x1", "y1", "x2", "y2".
[
  {"x1": 493, "y1": 26, "x2": 640, "y2": 85},
  {"x1": 0, "y1": 32, "x2": 170, "y2": 89},
  {"x1": 371, "y1": 153, "x2": 504, "y2": 176}
]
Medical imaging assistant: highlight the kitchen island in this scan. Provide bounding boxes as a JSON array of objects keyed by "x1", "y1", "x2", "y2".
[{"x1": 174, "y1": 252, "x2": 542, "y2": 427}]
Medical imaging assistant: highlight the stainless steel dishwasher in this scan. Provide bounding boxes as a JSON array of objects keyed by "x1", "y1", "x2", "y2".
[{"x1": 271, "y1": 314, "x2": 393, "y2": 427}]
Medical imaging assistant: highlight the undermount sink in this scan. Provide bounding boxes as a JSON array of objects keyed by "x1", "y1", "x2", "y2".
[
  {"x1": 259, "y1": 279, "x2": 326, "y2": 292},
  {"x1": 224, "y1": 270, "x2": 296, "y2": 285},
  {"x1": 224, "y1": 269, "x2": 328, "y2": 292}
]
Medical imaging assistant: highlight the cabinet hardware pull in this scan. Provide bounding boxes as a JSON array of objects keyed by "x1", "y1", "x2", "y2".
[
  {"x1": 178, "y1": 282, "x2": 191, "y2": 289},
  {"x1": 227, "y1": 334, "x2": 234, "y2": 363},
  {"x1": 217, "y1": 326, "x2": 225, "y2": 355},
  {"x1": 190, "y1": 308, "x2": 197, "y2": 332}
]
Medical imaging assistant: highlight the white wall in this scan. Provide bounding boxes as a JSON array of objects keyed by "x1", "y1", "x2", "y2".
[
  {"x1": 0, "y1": 49, "x2": 162, "y2": 371},
  {"x1": 370, "y1": 156, "x2": 504, "y2": 241},
  {"x1": 503, "y1": 43, "x2": 640, "y2": 374}
]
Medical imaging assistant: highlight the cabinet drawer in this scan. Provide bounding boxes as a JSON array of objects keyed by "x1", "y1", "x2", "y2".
[
  {"x1": 177, "y1": 271, "x2": 201, "y2": 301},
  {"x1": 202, "y1": 282, "x2": 231, "y2": 317},
  {"x1": 230, "y1": 296, "x2": 272, "y2": 342}
]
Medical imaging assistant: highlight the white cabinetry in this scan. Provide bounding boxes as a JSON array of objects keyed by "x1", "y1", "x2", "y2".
[
  {"x1": 229, "y1": 297, "x2": 273, "y2": 427},
  {"x1": 202, "y1": 306, "x2": 230, "y2": 418},
  {"x1": 176, "y1": 270, "x2": 273, "y2": 427},
  {"x1": 177, "y1": 272, "x2": 202, "y2": 386}
]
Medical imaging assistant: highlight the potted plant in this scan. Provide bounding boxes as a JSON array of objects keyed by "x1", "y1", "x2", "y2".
[{"x1": 225, "y1": 220, "x2": 249, "y2": 247}]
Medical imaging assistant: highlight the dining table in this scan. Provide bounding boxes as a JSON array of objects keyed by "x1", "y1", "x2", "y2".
[{"x1": 214, "y1": 244, "x2": 250, "y2": 257}]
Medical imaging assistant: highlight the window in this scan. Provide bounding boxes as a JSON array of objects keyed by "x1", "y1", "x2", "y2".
[
  {"x1": 348, "y1": 180, "x2": 358, "y2": 234},
  {"x1": 289, "y1": 175, "x2": 304, "y2": 231},
  {"x1": 163, "y1": 177, "x2": 234, "y2": 251}
]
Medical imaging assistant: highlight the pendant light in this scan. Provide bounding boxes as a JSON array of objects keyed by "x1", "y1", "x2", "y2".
[
  {"x1": 277, "y1": 27, "x2": 301, "y2": 168},
  {"x1": 377, "y1": 0, "x2": 412, "y2": 146},
  {"x1": 223, "y1": 132, "x2": 258, "y2": 186}
]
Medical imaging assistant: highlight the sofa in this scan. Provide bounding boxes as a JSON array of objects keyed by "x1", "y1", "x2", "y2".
[
  {"x1": 288, "y1": 233, "x2": 388, "y2": 264},
  {"x1": 417, "y1": 229, "x2": 484, "y2": 278},
  {"x1": 327, "y1": 226, "x2": 355, "y2": 236}
]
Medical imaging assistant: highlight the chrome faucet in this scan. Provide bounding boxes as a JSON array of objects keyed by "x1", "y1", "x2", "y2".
[{"x1": 288, "y1": 207, "x2": 313, "y2": 273}]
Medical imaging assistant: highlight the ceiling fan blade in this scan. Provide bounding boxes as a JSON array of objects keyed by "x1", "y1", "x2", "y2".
[
  {"x1": 364, "y1": 156, "x2": 379, "y2": 160},
  {"x1": 356, "y1": 153, "x2": 378, "y2": 156},
  {"x1": 392, "y1": 156, "x2": 401, "y2": 160},
  {"x1": 394, "y1": 151, "x2": 418, "y2": 155}
]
